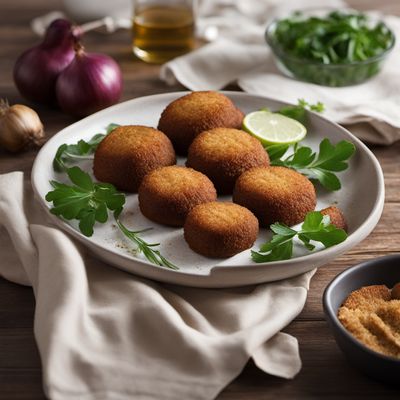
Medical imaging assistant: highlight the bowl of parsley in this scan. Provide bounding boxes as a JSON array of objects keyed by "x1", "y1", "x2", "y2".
[{"x1": 265, "y1": 9, "x2": 395, "y2": 86}]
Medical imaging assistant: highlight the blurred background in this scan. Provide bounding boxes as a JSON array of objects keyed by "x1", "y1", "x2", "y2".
[{"x1": 1, "y1": 0, "x2": 400, "y2": 145}]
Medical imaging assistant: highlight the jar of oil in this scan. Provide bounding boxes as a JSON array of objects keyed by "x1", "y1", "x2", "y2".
[{"x1": 132, "y1": 0, "x2": 196, "y2": 63}]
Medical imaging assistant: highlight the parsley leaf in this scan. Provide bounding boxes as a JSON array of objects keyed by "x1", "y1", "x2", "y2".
[
  {"x1": 45, "y1": 166, "x2": 178, "y2": 270},
  {"x1": 264, "y1": 143, "x2": 290, "y2": 163},
  {"x1": 53, "y1": 123, "x2": 119, "y2": 172},
  {"x1": 262, "y1": 99, "x2": 325, "y2": 162},
  {"x1": 261, "y1": 99, "x2": 325, "y2": 124},
  {"x1": 251, "y1": 211, "x2": 347, "y2": 262},
  {"x1": 46, "y1": 167, "x2": 125, "y2": 236},
  {"x1": 268, "y1": 138, "x2": 356, "y2": 191},
  {"x1": 277, "y1": 99, "x2": 325, "y2": 124}
]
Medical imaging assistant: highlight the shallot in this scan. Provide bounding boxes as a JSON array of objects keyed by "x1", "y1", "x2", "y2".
[{"x1": 0, "y1": 99, "x2": 45, "y2": 153}]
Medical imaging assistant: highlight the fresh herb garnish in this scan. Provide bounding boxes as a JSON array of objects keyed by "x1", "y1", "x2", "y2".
[
  {"x1": 46, "y1": 166, "x2": 178, "y2": 270},
  {"x1": 265, "y1": 143, "x2": 291, "y2": 163},
  {"x1": 276, "y1": 99, "x2": 325, "y2": 124},
  {"x1": 251, "y1": 211, "x2": 347, "y2": 262},
  {"x1": 53, "y1": 123, "x2": 119, "y2": 172},
  {"x1": 46, "y1": 166, "x2": 125, "y2": 236},
  {"x1": 267, "y1": 138, "x2": 355, "y2": 191},
  {"x1": 115, "y1": 211, "x2": 179, "y2": 270},
  {"x1": 267, "y1": 11, "x2": 394, "y2": 86},
  {"x1": 271, "y1": 11, "x2": 394, "y2": 65},
  {"x1": 277, "y1": 99, "x2": 325, "y2": 124},
  {"x1": 261, "y1": 99, "x2": 325, "y2": 124},
  {"x1": 261, "y1": 101, "x2": 354, "y2": 190},
  {"x1": 257, "y1": 99, "x2": 324, "y2": 163}
]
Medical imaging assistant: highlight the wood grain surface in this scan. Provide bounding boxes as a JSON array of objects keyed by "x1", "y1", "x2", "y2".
[{"x1": 1, "y1": 0, "x2": 399, "y2": 399}]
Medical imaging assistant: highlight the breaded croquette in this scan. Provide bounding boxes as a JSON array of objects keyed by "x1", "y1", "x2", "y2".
[
  {"x1": 158, "y1": 91, "x2": 244, "y2": 154},
  {"x1": 233, "y1": 166, "x2": 316, "y2": 227},
  {"x1": 320, "y1": 205, "x2": 348, "y2": 231},
  {"x1": 138, "y1": 166, "x2": 217, "y2": 227},
  {"x1": 186, "y1": 128, "x2": 270, "y2": 194},
  {"x1": 184, "y1": 201, "x2": 259, "y2": 258},
  {"x1": 93, "y1": 125, "x2": 176, "y2": 193}
]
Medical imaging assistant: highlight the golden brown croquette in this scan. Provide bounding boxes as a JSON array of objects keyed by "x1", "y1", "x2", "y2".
[
  {"x1": 138, "y1": 166, "x2": 217, "y2": 227},
  {"x1": 233, "y1": 166, "x2": 316, "y2": 227},
  {"x1": 93, "y1": 125, "x2": 176, "y2": 192},
  {"x1": 184, "y1": 201, "x2": 259, "y2": 258},
  {"x1": 320, "y1": 206, "x2": 348, "y2": 231},
  {"x1": 186, "y1": 128, "x2": 269, "y2": 194},
  {"x1": 157, "y1": 91, "x2": 244, "y2": 154}
]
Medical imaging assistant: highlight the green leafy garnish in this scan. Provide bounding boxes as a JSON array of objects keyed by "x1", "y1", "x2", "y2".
[
  {"x1": 262, "y1": 101, "x2": 354, "y2": 190},
  {"x1": 115, "y1": 211, "x2": 179, "y2": 270},
  {"x1": 45, "y1": 166, "x2": 178, "y2": 270},
  {"x1": 259, "y1": 99, "x2": 325, "y2": 163},
  {"x1": 53, "y1": 123, "x2": 119, "y2": 172},
  {"x1": 46, "y1": 167, "x2": 125, "y2": 236},
  {"x1": 277, "y1": 99, "x2": 325, "y2": 124},
  {"x1": 251, "y1": 211, "x2": 347, "y2": 262},
  {"x1": 261, "y1": 99, "x2": 325, "y2": 124},
  {"x1": 267, "y1": 11, "x2": 394, "y2": 86},
  {"x1": 267, "y1": 138, "x2": 356, "y2": 191},
  {"x1": 265, "y1": 143, "x2": 291, "y2": 163},
  {"x1": 271, "y1": 11, "x2": 394, "y2": 64}
]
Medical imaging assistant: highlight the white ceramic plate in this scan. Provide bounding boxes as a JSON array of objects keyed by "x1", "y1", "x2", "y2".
[{"x1": 32, "y1": 92, "x2": 384, "y2": 288}]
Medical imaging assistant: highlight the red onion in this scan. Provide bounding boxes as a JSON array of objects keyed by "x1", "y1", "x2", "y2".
[
  {"x1": 56, "y1": 44, "x2": 123, "y2": 117},
  {"x1": 13, "y1": 19, "x2": 80, "y2": 105}
]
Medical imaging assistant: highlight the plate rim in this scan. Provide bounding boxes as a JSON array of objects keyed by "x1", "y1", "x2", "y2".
[{"x1": 31, "y1": 91, "x2": 385, "y2": 284}]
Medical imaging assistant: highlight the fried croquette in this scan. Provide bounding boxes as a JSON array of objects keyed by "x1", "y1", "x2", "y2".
[
  {"x1": 320, "y1": 206, "x2": 348, "y2": 231},
  {"x1": 233, "y1": 166, "x2": 316, "y2": 227},
  {"x1": 184, "y1": 201, "x2": 259, "y2": 258},
  {"x1": 93, "y1": 125, "x2": 176, "y2": 192},
  {"x1": 186, "y1": 128, "x2": 270, "y2": 194},
  {"x1": 158, "y1": 91, "x2": 244, "y2": 154},
  {"x1": 138, "y1": 166, "x2": 217, "y2": 227}
]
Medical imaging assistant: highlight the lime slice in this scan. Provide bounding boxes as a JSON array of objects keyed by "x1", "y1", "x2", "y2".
[{"x1": 243, "y1": 111, "x2": 307, "y2": 145}]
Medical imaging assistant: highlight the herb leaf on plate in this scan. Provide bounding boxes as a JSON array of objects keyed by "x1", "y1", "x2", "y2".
[
  {"x1": 277, "y1": 99, "x2": 325, "y2": 124},
  {"x1": 251, "y1": 211, "x2": 348, "y2": 262},
  {"x1": 261, "y1": 99, "x2": 325, "y2": 124},
  {"x1": 53, "y1": 123, "x2": 119, "y2": 172},
  {"x1": 268, "y1": 138, "x2": 356, "y2": 191},
  {"x1": 46, "y1": 166, "x2": 125, "y2": 236},
  {"x1": 114, "y1": 210, "x2": 179, "y2": 271},
  {"x1": 46, "y1": 166, "x2": 178, "y2": 269},
  {"x1": 259, "y1": 99, "x2": 325, "y2": 163}
]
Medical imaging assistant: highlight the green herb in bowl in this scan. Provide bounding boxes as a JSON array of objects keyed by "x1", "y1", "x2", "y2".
[{"x1": 266, "y1": 9, "x2": 395, "y2": 86}]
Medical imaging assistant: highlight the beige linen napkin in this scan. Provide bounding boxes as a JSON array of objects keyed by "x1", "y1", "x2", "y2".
[
  {"x1": 0, "y1": 171, "x2": 314, "y2": 400},
  {"x1": 161, "y1": 1, "x2": 400, "y2": 145}
]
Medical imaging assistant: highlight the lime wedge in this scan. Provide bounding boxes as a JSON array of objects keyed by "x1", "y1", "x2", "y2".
[{"x1": 243, "y1": 111, "x2": 307, "y2": 145}]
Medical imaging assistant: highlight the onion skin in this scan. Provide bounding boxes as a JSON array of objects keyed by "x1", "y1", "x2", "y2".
[
  {"x1": 56, "y1": 48, "x2": 123, "y2": 117},
  {"x1": 0, "y1": 100, "x2": 45, "y2": 153},
  {"x1": 13, "y1": 19, "x2": 79, "y2": 105}
]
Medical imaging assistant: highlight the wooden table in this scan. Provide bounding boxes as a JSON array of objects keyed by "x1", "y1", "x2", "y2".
[{"x1": 1, "y1": 0, "x2": 399, "y2": 398}]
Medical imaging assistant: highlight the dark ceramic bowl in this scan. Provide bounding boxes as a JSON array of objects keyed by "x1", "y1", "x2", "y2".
[{"x1": 323, "y1": 254, "x2": 400, "y2": 385}]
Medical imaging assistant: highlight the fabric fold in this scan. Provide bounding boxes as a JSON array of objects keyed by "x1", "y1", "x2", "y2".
[{"x1": 0, "y1": 172, "x2": 314, "y2": 400}]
